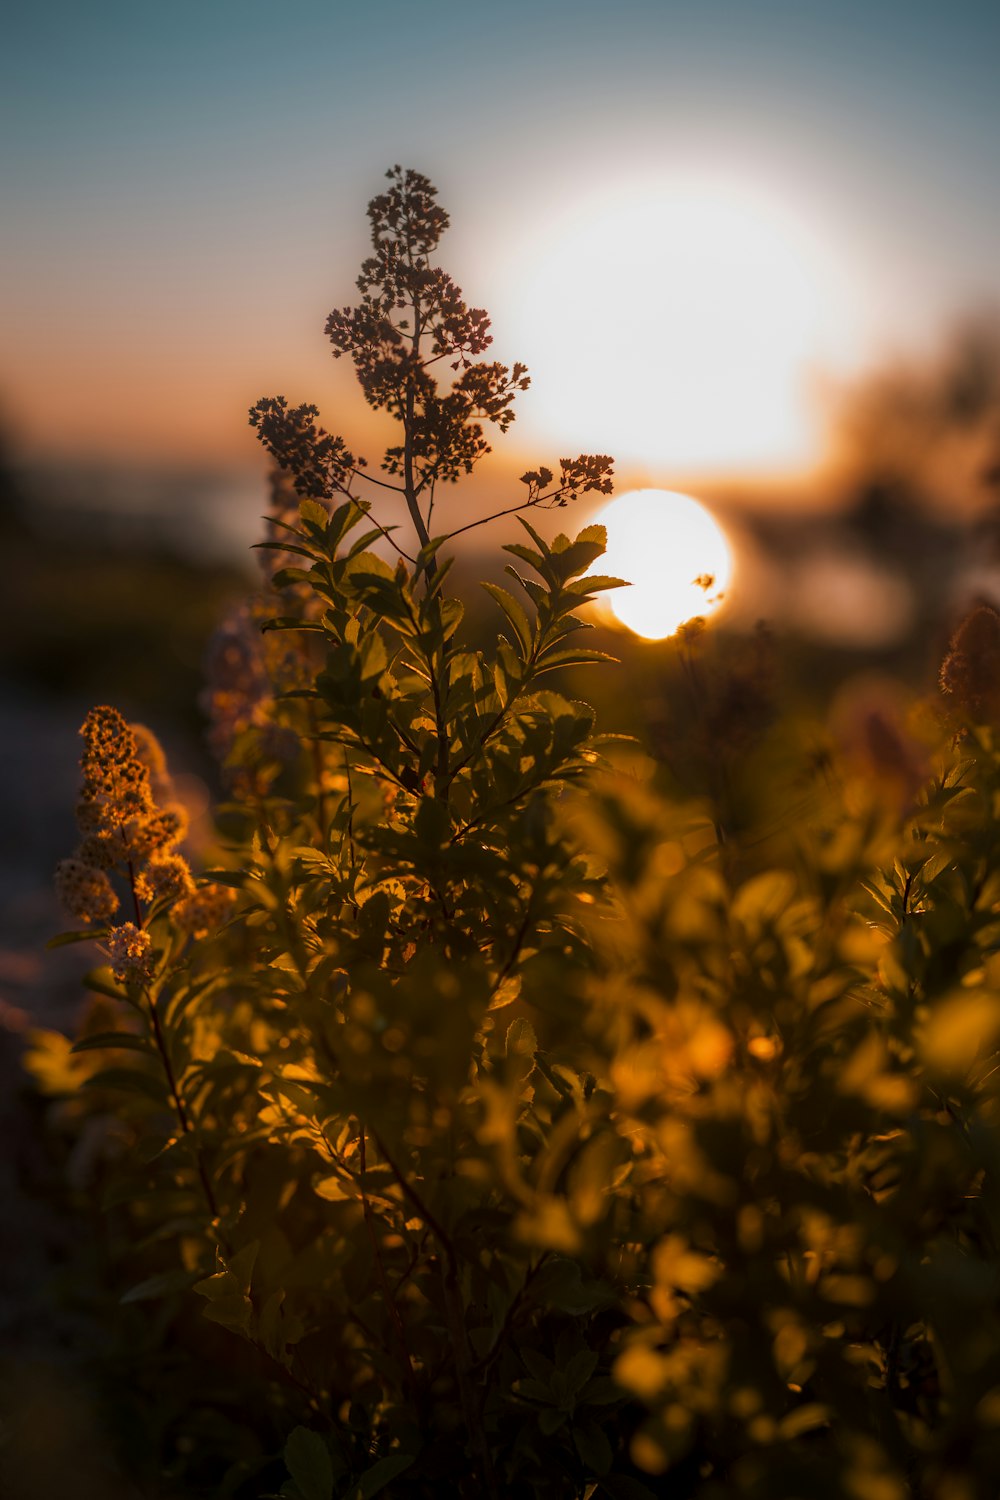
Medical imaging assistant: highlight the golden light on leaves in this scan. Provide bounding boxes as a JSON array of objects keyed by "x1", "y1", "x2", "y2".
[{"x1": 593, "y1": 488, "x2": 733, "y2": 639}]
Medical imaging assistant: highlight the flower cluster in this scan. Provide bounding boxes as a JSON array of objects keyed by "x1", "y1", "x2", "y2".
[
  {"x1": 172, "y1": 882, "x2": 238, "y2": 939},
  {"x1": 54, "y1": 857, "x2": 119, "y2": 926},
  {"x1": 201, "y1": 606, "x2": 274, "y2": 769},
  {"x1": 56, "y1": 707, "x2": 235, "y2": 974},
  {"x1": 69, "y1": 707, "x2": 189, "y2": 876},
  {"x1": 201, "y1": 601, "x2": 304, "y2": 796},
  {"x1": 106, "y1": 922, "x2": 154, "y2": 984},
  {"x1": 940, "y1": 603, "x2": 1000, "y2": 725}
]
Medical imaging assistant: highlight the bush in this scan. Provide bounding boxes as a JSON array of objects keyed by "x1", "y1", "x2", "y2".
[{"x1": 30, "y1": 169, "x2": 1000, "y2": 1499}]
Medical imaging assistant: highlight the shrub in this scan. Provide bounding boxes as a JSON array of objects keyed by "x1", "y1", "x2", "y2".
[{"x1": 30, "y1": 169, "x2": 1000, "y2": 1500}]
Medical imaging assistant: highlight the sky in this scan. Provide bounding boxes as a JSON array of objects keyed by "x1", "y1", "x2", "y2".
[{"x1": 3, "y1": 0, "x2": 1000, "y2": 488}]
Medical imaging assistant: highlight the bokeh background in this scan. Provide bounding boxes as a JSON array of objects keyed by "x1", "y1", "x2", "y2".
[{"x1": 3, "y1": 4, "x2": 1000, "y2": 1481}]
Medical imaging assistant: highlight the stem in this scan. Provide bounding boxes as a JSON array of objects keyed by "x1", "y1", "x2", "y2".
[
  {"x1": 120, "y1": 857, "x2": 222, "y2": 1231},
  {"x1": 441, "y1": 481, "x2": 576, "y2": 544},
  {"x1": 141, "y1": 979, "x2": 222, "y2": 1230},
  {"x1": 368, "y1": 1129, "x2": 498, "y2": 1497},
  {"x1": 358, "y1": 1127, "x2": 418, "y2": 1397},
  {"x1": 470, "y1": 1255, "x2": 550, "y2": 1376},
  {"x1": 488, "y1": 901, "x2": 534, "y2": 1000},
  {"x1": 307, "y1": 699, "x2": 329, "y2": 845}
]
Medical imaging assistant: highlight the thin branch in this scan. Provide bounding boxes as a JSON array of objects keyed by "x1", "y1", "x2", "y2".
[
  {"x1": 441, "y1": 482, "x2": 578, "y2": 544},
  {"x1": 358, "y1": 1127, "x2": 417, "y2": 1396}
]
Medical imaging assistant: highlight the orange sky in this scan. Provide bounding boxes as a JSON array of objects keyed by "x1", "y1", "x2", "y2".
[{"x1": 4, "y1": 2, "x2": 1000, "y2": 485}]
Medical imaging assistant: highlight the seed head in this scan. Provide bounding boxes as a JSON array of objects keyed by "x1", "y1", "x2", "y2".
[
  {"x1": 106, "y1": 922, "x2": 154, "y2": 984},
  {"x1": 173, "y1": 882, "x2": 238, "y2": 939},
  {"x1": 55, "y1": 858, "x2": 119, "y2": 925},
  {"x1": 940, "y1": 604, "x2": 1000, "y2": 724},
  {"x1": 135, "y1": 851, "x2": 195, "y2": 905}
]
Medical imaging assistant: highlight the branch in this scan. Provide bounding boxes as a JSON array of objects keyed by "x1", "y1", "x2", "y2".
[{"x1": 440, "y1": 483, "x2": 577, "y2": 544}]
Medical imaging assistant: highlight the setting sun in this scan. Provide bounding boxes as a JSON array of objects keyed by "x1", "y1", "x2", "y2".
[{"x1": 593, "y1": 488, "x2": 733, "y2": 639}]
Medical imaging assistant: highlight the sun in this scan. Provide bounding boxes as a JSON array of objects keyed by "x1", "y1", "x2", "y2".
[{"x1": 593, "y1": 489, "x2": 733, "y2": 640}]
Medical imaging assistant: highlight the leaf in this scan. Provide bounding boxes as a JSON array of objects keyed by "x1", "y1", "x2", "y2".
[
  {"x1": 82, "y1": 966, "x2": 128, "y2": 1001},
  {"x1": 313, "y1": 1175, "x2": 356, "y2": 1203},
  {"x1": 564, "y1": 1348, "x2": 600, "y2": 1391},
  {"x1": 227, "y1": 1241, "x2": 261, "y2": 1295},
  {"x1": 481, "y1": 582, "x2": 532, "y2": 656},
  {"x1": 520, "y1": 1347, "x2": 554, "y2": 1382},
  {"x1": 84, "y1": 1067, "x2": 169, "y2": 1103},
  {"x1": 47, "y1": 929, "x2": 100, "y2": 949},
  {"x1": 565, "y1": 573, "x2": 626, "y2": 596},
  {"x1": 598, "y1": 1479, "x2": 660, "y2": 1500},
  {"x1": 503, "y1": 542, "x2": 544, "y2": 573},
  {"x1": 573, "y1": 1423, "x2": 613, "y2": 1477},
  {"x1": 349, "y1": 1454, "x2": 415, "y2": 1499},
  {"x1": 120, "y1": 1268, "x2": 201, "y2": 1304},
  {"x1": 549, "y1": 537, "x2": 607, "y2": 583},
  {"x1": 299, "y1": 498, "x2": 330, "y2": 530},
  {"x1": 506, "y1": 1017, "x2": 538, "y2": 1059},
  {"x1": 533, "y1": 649, "x2": 617, "y2": 675},
  {"x1": 777, "y1": 1403, "x2": 831, "y2": 1439},
  {"x1": 284, "y1": 1427, "x2": 334, "y2": 1500},
  {"x1": 71, "y1": 1031, "x2": 152, "y2": 1055}
]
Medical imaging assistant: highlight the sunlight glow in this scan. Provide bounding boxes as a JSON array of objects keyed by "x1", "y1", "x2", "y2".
[
  {"x1": 500, "y1": 174, "x2": 857, "y2": 471},
  {"x1": 594, "y1": 489, "x2": 733, "y2": 639}
]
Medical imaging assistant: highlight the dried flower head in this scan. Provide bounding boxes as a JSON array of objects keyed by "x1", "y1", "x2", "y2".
[
  {"x1": 200, "y1": 603, "x2": 304, "y2": 795},
  {"x1": 135, "y1": 851, "x2": 195, "y2": 905},
  {"x1": 940, "y1": 603, "x2": 1000, "y2": 724},
  {"x1": 76, "y1": 706, "x2": 155, "y2": 856},
  {"x1": 106, "y1": 922, "x2": 154, "y2": 984},
  {"x1": 173, "y1": 883, "x2": 238, "y2": 939},
  {"x1": 201, "y1": 605, "x2": 273, "y2": 764},
  {"x1": 58, "y1": 706, "x2": 194, "y2": 934},
  {"x1": 130, "y1": 722, "x2": 174, "y2": 804},
  {"x1": 831, "y1": 676, "x2": 929, "y2": 816},
  {"x1": 55, "y1": 858, "x2": 119, "y2": 925}
]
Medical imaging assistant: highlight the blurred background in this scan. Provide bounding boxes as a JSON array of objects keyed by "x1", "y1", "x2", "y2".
[{"x1": 3, "y1": 2, "x2": 1000, "y2": 1485}]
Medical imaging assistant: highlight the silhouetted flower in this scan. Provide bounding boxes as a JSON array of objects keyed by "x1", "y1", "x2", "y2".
[{"x1": 940, "y1": 603, "x2": 1000, "y2": 724}]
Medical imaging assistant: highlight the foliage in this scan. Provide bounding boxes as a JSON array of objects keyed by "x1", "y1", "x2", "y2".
[{"x1": 28, "y1": 169, "x2": 1000, "y2": 1499}]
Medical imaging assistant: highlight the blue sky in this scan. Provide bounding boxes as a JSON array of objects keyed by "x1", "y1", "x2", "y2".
[{"x1": 3, "y1": 0, "x2": 999, "y2": 472}]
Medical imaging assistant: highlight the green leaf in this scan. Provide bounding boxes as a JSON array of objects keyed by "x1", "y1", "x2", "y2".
[
  {"x1": 47, "y1": 929, "x2": 100, "y2": 949},
  {"x1": 564, "y1": 1349, "x2": 600, "y2": 1391},
  {"x1": 506, "y1": 1017, "x2": 538, "y2": 1059},
  {"x1": 120, "y1": 1268, "x2": 201, "y2": 1304},
  {"x1": 227, "y1": 1241, "x2": 261, "y2": 1295},
  {"x1": 598, "y1": 1479, "x2": 659, "y2": 1500},
  {"x1": 565, "y1": 573, "x2": 626, "y2": 596},
  {"x1": 574, "y1": 1424, "x2": 613, "y2": 1476},
  {"x1": 82, "y1": 966, "x2": 128, "y2": 1001},
  {"x1": 481, "y1": 582, "x2": 532, "y2": 657},
  {"x1": 549, "y1": 537, "x2": 607, "y2": 583},
  {"x1": 84, "y1": 1067, "x2": 169, "y2": 1103},
  {"x1": 284, "y1": 1427, "x2": 334, "y2": 1500},
  {"x1": 534, "y1": 649, "x2": 617, "y2": 676},
  {"x1": 71, "y1": 1031, "x2": 152, "y2": 1055},
  {"x1": 503, "y1": 542, "x2": 544, "y2": 574},
  {"x1": 349, "y1": 1454, "x2": 415, "y2": 1499},
  {"x1": 299, "y1": 498, "x2": 330, "y2": 529}
]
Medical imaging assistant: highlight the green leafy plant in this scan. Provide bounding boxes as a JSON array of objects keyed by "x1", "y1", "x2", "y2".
[{"x1": 30, "y1": 170, "x2": 1000, "y2": 1500}]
